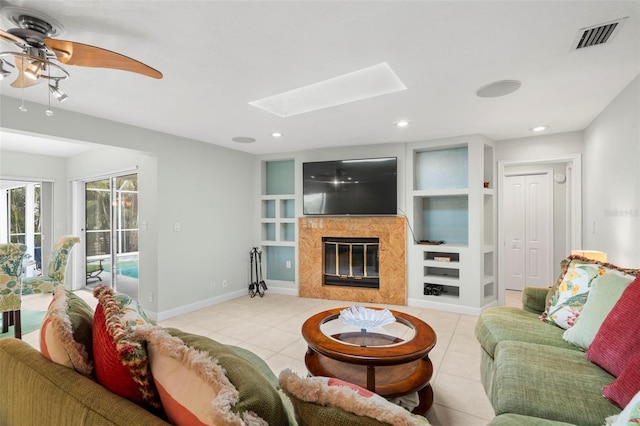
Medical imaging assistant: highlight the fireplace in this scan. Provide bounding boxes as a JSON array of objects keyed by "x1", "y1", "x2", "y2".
[
  {"x1": 323, "y1": 237, "x2": 379, "y2": 288},
  {"x1": 298, "y1": 216, "x2": 406, "y2": 305}
]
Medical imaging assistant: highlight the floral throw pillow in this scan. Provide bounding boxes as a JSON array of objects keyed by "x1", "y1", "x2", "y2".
[
  {"x1": 541, "y1": 256, "x2": 638, "y2": 329},
  {"x1": 605, "y1": 390, "x2": 640, "y2": 426}
]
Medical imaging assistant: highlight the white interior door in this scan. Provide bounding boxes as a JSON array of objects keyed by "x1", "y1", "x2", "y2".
[{"x1": 504, "y1": 173, "x2": 552, "y2": 290}]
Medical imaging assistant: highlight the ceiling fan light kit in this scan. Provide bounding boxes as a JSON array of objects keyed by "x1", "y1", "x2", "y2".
[{"x1": 0, "y1": 8, "x2": 162, "y2": 116}]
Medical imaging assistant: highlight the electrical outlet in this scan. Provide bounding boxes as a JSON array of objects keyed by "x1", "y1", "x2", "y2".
[
  {"x1": 148, "y1": 292, "x2": 153, "y2": 303},
  {"x1": 222, "y1": 280, "x2": 228, "y2": 288},
  {"x1": 210, "y1": 282, "x2": 215, "y2": 291}
]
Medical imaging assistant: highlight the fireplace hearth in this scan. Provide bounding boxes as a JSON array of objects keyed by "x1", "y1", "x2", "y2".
[{"x1": 323, "y1": 237, "x2": 379, "y2": 288}]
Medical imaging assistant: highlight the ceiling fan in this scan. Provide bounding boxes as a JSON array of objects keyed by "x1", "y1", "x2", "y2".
[{"x1": 0, "y1": 8, "x2": 162, "y2": 113}]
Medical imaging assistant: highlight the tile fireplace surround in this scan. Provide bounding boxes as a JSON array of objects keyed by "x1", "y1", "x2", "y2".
[{"x1": 298, "y1": 216, "x2": 407, "y2": 305}]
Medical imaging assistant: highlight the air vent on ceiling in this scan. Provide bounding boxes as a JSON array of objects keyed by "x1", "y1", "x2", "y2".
[{"x1": 571, "y1": 17, "x2": 628, "y2": 50}]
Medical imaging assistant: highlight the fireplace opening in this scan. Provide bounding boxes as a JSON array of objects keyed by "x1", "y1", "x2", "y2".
[{"x1": 323, "y1": 237, "x2": 379, "y2": 289}]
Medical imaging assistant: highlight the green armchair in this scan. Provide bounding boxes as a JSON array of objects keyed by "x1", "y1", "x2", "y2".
[
  {"x1": 22, "y1": 236, "x2": 80, "y2": 295},
  {"x1": 0, "y1": 243, "x2": 28, "y2": 338}
]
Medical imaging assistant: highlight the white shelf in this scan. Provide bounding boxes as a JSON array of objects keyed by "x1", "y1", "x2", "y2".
[
  {"x1": 413, "y1": 188, "x2": 469, "y2": 197},
  {"x1": 415, "y1": 243, "x2": 468, "y2": 250},
  {"x1": 260, "y1": 241, "x2": 295, "y2": 247},
  {"x1": 423, "y1": 275, "x2": 459, "y2": 285},
  {"x1": 260, "y1": 195, "x2": 294, "y2": 200},
  {"x1": 424, "y1": 260, "x2": 460, "y2": 268},
  {"x1": 261, "y1": 159, "x2": 296, "y2": 283},
  {"x1": 407, "y1": 135, "x2": 496, "y2": 310}
]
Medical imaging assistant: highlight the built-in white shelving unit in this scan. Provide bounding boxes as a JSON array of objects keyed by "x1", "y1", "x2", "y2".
[
  {"x1": 406, "y1": 135, "x2": 497, "y2": 314},
  {"x1": 260, "y1": 160, "x2": 296, "y2": 283}
]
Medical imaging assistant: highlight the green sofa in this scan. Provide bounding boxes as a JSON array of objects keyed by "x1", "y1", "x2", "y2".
[
  {"x1": 475, "y1": 287, "x2": 621, "y2": 426},
  {"x1": 0, "y1": 338, "x2": 169, "y2": 425},
  {"x1": 0, "y1": 336, "x2": 429, "y2": 426},
  {"x1": 1, "y1": 284, "x2": 433, "y2": 426},
  {"x1": 0, "y1": 336, "x2": 291, "y2": 426}
]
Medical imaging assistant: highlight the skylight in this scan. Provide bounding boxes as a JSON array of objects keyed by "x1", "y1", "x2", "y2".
[{"x1": 248, "y1": 63, "x2": 407, "y2": 118}]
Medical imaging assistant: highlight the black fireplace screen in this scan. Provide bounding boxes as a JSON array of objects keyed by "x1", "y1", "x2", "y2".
[{"x1": 323, "y1": 237, "x2": 379, "y2": 288}]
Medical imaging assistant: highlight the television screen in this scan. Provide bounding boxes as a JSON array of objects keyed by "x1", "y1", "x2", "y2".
[{"x1": 303, "y1": 157, "x2": 397, "y2": 215}]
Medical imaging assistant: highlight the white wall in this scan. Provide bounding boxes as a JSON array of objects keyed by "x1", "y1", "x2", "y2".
[
  {"x1": 1, "y1": 95, "x2": 256, "y2": 319},
  {"x1": 496, "y1": 131, "x2": 583, "y2": 161},
  {"x1": 583, "y1": 75, "x2": 640, "y2": 268}
]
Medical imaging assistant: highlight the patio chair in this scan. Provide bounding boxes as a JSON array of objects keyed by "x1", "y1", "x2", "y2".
[
  {"x1": 86, "y1": 258, "x2": 104, "y2": 282},
  {"x1": 0, "y1": 243, "x2": 27, "y2": 338},
  {"x1": 22, "y1": 236, "x2": 80, "y2": 295}
]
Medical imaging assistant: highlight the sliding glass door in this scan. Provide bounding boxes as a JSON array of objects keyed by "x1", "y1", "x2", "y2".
[
  {"x1": 85, "y1": 173, "x2": 138, "y2": 299},
  {"x1": 3, "y1": 182, "x2": 43, "y2": 276}
]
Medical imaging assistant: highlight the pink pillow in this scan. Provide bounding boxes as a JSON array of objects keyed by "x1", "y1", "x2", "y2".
[
  {"x1": 586, "y1": 275, "x2": 640, "y2": 377},
  {"x1": 40, "y1": 286, "x2": 94, "y2": 377},
  {"x1": 603, "y1": 353, "x2": 640, "y2": 408},
  {"x1": 278, "y1": 369, "x2": 429, "y2": 426}
]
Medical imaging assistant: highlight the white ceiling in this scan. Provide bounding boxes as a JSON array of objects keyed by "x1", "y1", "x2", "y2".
[{"x1": 0, "y1": 0, "x2": 638, "y2": 157}]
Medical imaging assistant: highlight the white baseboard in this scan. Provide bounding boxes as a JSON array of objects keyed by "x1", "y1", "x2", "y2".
[
  {"x1": 265, "y1": 286, "x2": 298, "y2": 296},
  {"x1": 147, "y1": 288, "x2": 246, "y2": 322},
  {"x1": 407, "y1": 298, "x2": 482, "y2": 316},
  {"x1": 146, "y1": 286, "x2": 299, "y2": 321}
]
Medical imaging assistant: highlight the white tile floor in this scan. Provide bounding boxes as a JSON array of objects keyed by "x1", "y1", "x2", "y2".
[{"x1": 19, "y1": 290, "x2": 524, "y2": 426}]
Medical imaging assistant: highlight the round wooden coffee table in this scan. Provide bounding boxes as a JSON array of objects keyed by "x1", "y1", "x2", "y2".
[{"x1": 302, "y1": 307, "x2": 437, "y2": 415}]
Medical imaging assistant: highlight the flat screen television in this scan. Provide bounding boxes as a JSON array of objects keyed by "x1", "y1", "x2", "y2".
[{"x1": 303, "y1": 157, "x2": 397, "y2": 215}]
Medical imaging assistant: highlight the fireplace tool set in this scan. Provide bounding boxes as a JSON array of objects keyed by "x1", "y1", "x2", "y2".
[{"x1": 249, "y1": 247, "x2": 268, "y2": 298}]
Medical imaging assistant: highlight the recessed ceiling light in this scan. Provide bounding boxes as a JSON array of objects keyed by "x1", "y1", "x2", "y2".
[
  {"x1": 530, "y1": 125, "x2": 549, "y2": 132},
  {"x1": 272, "y1": 132, "x2": 282, "y2": 138},
  {"x1": 394, "y1": 119, "x2": 410, "y2": 128},
  {"x1": 232, "y1": 136, "x2": 256, "y2": 143},
  {"x1": 476, "y1": 80, "x2": 522, "y2": 98}
]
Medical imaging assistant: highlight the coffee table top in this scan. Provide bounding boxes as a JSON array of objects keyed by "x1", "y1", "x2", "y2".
[{"x1": 302, "y1": 307, "x2": 436, "y2": 366}]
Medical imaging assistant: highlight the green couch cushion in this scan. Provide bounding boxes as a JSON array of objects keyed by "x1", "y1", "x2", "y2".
[
  {"x1": 487, "y1": 413, "x2": 576, "y2": 426},
  {"x1": 166, "y1": 328, "x2": 292, "y2": 425},
  {"x1": 288, "y1": 396, "x2": 402, "y2": 426},
  {"x1": 492, "y1": 341, "x2": 620, "y2": 426},
  {"x1": 475, "y1": 307, "x2": 576, "y2": 359},
  {"x1": 522, "y1": 287, "x2": 552, "y2": 314}
]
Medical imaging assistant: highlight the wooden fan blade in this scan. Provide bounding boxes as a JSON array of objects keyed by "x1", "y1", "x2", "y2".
[
  {"x1": 44, "y1": 38, "x2": 162, "y2": 79},
  {"x1": 0, "y1": 29, "x2": 27, "y2": 46},
  {"x1": 10, "y1": 56, "x2": 40, "y2": 88}
]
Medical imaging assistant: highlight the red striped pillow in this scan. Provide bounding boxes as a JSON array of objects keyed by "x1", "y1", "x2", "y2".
[
  {"x1": 586, "y1": 275, "x2": 640, "y2": 377},
  {"x1": 92, "y1": 286, "x2": 161, "y2": 412},
  {"x1": 603, "y1": 353, "x2": 640, "y2": 408}
]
